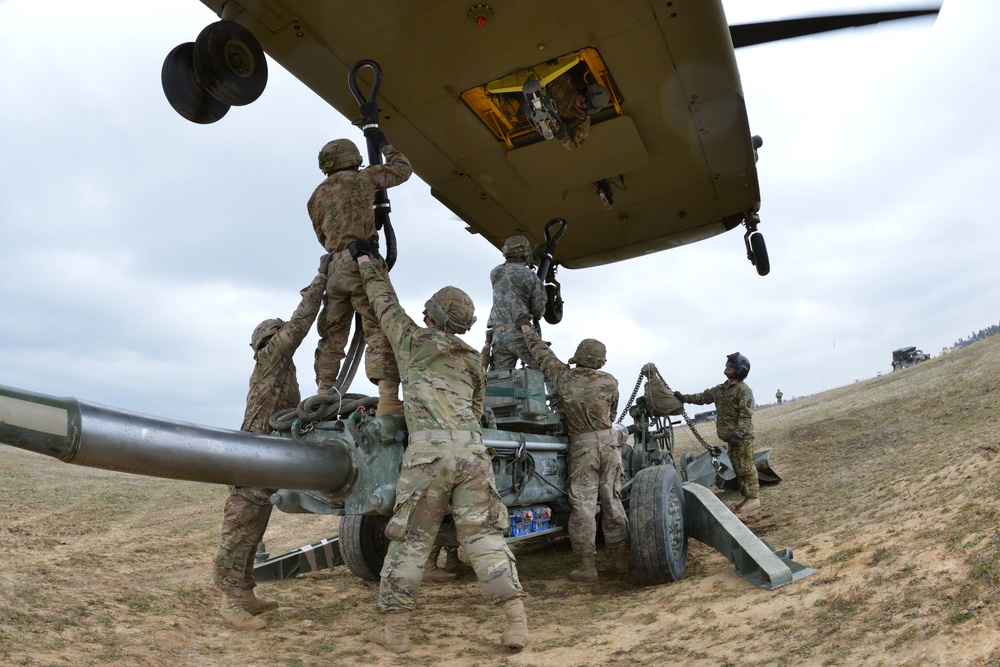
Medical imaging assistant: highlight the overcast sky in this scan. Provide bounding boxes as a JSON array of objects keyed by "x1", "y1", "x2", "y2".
[{"x1": 1, "y1": 1, "x2": 995, "y2": 429}]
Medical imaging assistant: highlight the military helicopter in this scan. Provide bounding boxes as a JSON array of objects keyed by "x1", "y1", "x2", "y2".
[{"x1": 161, "y1": 1, "x2": 938, "y2": 281}]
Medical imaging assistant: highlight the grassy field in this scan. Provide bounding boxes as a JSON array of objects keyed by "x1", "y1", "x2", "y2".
[{"x1": 1, "y1": 335, "x2": 998, "y2": 666}]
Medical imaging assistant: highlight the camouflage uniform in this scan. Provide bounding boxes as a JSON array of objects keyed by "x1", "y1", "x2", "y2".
[
  {"x1": 309, "y1": 143, "x2": 413, "y2": 391},
  {"x1": 214, "y1": 271, "x2": 326, "y2": 596},
  {"x1": 678, "y1": 381, "x2": 759, "y2": 500},
  {"x1": 547, "y1": 73, "x2": 590, "y2": 150},
  {"x1": 522, "y1": 328, "x2": 628, "y2": 556},
  {"x1": 486, "y1": 261, "x2": 546, "y2": 371},
  {"x1": 359, "y1": 261, "x2": 524, "y2": 612}
]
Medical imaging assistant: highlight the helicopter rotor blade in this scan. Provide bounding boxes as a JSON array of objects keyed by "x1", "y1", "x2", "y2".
[{"x1": 729, "y1": 8, "x2": 940, "y2": 48}]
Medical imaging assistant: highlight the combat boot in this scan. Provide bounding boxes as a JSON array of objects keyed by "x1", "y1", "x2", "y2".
[
  {"x1": 735, "y1": 496, "x2": 761, "y2": 516},
  {"x1": 444, "y1": 547, "x2": 474, "y2": 575},
  {"x1": 220, "y1": 591, "x2": 267, "y2": 630},
  {"x1": 501, "y1": 598, "x2": 528, "y2": 650},
  {"x1": 376, "y1": 380, "x2": 404, "y2": 417},
  {"x1": 367, "y1": 610, "x2": 411, "y2": 653},
  {"x1": 424, "y1": 550, "x2": 458, "y2": 582},
  {"x1": 240, "y1": 588, "x2": 279, "y2": 615},
  {"x1": 611, "y1": 545, "x2": 630, "y2": 574},
  {"x1": 569, "y1": 555, "x2": 599, "y2": 582}
]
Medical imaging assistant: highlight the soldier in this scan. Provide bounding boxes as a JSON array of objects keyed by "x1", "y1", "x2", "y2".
[
  {"x1": 674, "y1": 352, "x2": 760, "y2": 514},
  {"x1": 213, "y1": 255, "x2": 330, "y2": 631},
  {"x1": 309, "y1": 129, "x2": 413, "y2": 415},
  {"x1": 775, "y1": 388, "x2": 783, "y2": 405},
  {"x1": 350, "y1": 242, "x2": 528, "y2": 654},
  {"x1": 485, "y1": 236, "x2": 546, "y2": 372},
  {"x1": 546, "y1": 73, "x2": 609, "y2": 150},
  {"x1": 423, "y1": 544, "x2": 473, "y2": 582},
  {"x1": 520, "y1": 322, "x2": 628, "y2": 582}
]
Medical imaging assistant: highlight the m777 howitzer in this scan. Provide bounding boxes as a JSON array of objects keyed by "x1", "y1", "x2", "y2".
[{"x1": 0, "y1": 370, "x2": 813, "y2": 590}]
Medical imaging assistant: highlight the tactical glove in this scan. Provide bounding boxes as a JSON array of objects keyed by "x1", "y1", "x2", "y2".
[
  {"x1": 516, "y1": 314, "x2": 533, "y2": 329},
  {"x1": 365, "y1": 128, "x2": 388, "y2": 151},
  {"x1": 348, "y1": 239, "x2": 372, "y2": 260},
  {"x1": 318, "y1": 252, "x2": 332, "y2": 275},
  {"x1": 673, "y1": 391, "x2": 684, "y2": 403},
  {"x1": 641, "y1": 362, "x2": 657, "y2": 377}
]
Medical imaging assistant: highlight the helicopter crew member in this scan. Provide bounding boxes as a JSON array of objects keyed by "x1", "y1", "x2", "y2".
[
  {"x1": 213, "y1": 254, "x2": 330, "y2": 631},
  {"x1": 673, "y1": 352, "x2": 760, "y2": 514},
  {"x1": 520, "y1": 323, "x2": 628, "y2": 582},
  {"x1": 546, "y1": 73, "x2": 609, "y2": 150},
  {"x1": 309, "y1": 131, "x2": 412, "y2": 415},
  {"x1": 350, "y1": 242, "x2": 528, "y2": 654},
  {"x1": 485, "y1": 235, "x2": 546, "y2": 372}
]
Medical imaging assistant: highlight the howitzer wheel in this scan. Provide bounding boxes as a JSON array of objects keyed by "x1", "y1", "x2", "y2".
[
  {"x1": 628, "y1": 464, "x2": 687, "y2": 584},
  {"x1": 339, "y1": 514, "x2": 390, "y2": 582}
]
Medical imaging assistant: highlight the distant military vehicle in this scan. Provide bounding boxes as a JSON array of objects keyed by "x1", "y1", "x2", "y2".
[
  {"x1": 892, "y1": 346, "x2": 931, "y2": 371},
  {"x1": 0, "y1": 370, "x2": 812, "y2": 590}
]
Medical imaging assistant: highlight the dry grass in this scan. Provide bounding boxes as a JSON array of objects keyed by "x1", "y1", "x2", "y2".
[{"x1": 2, "y1": 335, "x2": 999, "y2": 666}]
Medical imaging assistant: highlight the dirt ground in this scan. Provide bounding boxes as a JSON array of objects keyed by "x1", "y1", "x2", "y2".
[{"x1": 2, "y1": 336, "x2": 999, "y2": 667}]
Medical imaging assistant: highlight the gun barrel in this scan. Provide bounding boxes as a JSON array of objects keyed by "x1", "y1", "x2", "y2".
[{"x1": 0, "y1": 384, "x2": 353, "y2": 493}]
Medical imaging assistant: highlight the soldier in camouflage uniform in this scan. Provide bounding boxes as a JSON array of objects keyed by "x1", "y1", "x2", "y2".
[
  {"x1": 546, "y1": 73, "x2": 610, "y2": 150},
  {"x1": 674, "y1": 352, "x2": 760, "y2": 514},
  {"x1": 309, "y1": 131, "x2": 413, "y2": 415},
  {"x1": 520, "y1": 324, "x2": 629, "y2": 582},
  {"x1": 349, "y1": 243, "x2": 528, "y2": 654},
  {"x1": 485, "y1": 236, "x2": 546, "y2": 372},
  {"x1": 213, "y1": 255, "x2": 330, "y2": 631}
]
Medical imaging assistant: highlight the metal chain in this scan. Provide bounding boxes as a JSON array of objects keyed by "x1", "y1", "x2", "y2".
[
  {"x1": 616, "y1": 372, "x2": 644, "y2": 423},
  {"x1": 617, "y1": 367, "x2": 719, "y2": 456}
]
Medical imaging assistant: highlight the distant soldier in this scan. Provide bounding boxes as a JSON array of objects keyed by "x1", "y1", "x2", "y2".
[
  {"x1": 775, "y1": 388, "x2": 783, "y2": 405},
  {"x1": 213, "y1": 255, "x2": 329, "y2": 631},
  {"x1": 520, "y1": 323, "x2": 628, "y2": 582},
  {"x1": 350, "y1": 242, "x2": 528, "y2": 654},
  {"x1": 546, "y1": 73, "x2": 609, "y2": 150},
  {"x1": 309, "y1": 130, "x2": 413, "y2": 415},
  {"x1": 674, "y1": 352, "x2": 760, "y2": 515},
  {"x1": 485, "y1": 236, "x2": 546, "y2": 372}
]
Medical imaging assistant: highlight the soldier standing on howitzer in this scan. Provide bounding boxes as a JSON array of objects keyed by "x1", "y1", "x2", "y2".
[
  {"x1": 673, "y1": 352, "x2": 761, "y2": 515},
  {"x1": 349, "y1": 241, "x2": 528, "y2": 654},
  {"x1": 545, "y1": 71, "x2": 610, "y2": 150},
  {"x1": 213, "y1": 254, "x2": 331, "y2": 631},
  {"x1": 484, "y1": 235, "x2": 546, "y2": 372},
  {"x1": 309, "y1": 127, "x2": 412, "y2": 415},
  {"x1": 520, "y1": 322, "x2": 629, "y2": 582}
]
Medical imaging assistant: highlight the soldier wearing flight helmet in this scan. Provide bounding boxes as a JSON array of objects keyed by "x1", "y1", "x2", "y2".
[
  {"x1": 673, "y1": 352, "x2": 761, "y2": 514},
  {"x1": 309, "y1": 132, "x2": 412, "y2": 415},
  {"x1": 546, "y1": 71, "x2": 609, "y2": 150}
]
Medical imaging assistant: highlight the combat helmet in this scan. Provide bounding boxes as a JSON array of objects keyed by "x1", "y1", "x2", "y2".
[
  {"x1": 582, "y1": 84, "x2": 610, "y2": 115},
  {"x1": 502, "y1": 235, "x2": 532, "y2": 262},
  {"x1": 424, "y1": 286, "x2": 477, "y2": 334},
  {"x1": 318, "y1": 139, "x2": 362, "y2": 175},
  {"x1": 726, "y1": 352, "x2": 751, "y2": 379},
  {"x1": 569, "y1": 338, "x2": 607, "y2": 369},
  {"x1": 250, "y1": 318, "x2": 283, "y2": 354}
]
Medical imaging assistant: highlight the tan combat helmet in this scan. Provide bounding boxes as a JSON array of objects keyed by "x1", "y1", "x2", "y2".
[
  {"x1": 569, "y1": 339, "x2": 607, "y2": 369},
  {"x1": 318, "y1": 139, "x2": 362, "y2": 175},
  {"x1": 502, "y1": 235, "x2": 532, "y2": 262},
  {"x1": 424, "y1": 286, "x2": 477, "y2": 334},
  {"x1": 250, "y1": 319, "x2": 284, "y2": 357}
]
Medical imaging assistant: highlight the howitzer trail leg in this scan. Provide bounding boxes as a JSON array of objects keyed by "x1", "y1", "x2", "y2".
[
  {"x1": 240, "y1": 588, "x2": 279, "y2": 614},
  {"x1": 220, "y1": 591, "x2": 266, "y2": 630},
  {"x1": 367, "y1": 610, "x2": 411, "y2": 653},
  {"x1": 501, "y1": 598, "x2": 528, "y2": 650}
]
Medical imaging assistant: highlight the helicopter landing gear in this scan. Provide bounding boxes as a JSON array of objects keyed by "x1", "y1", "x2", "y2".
[
  {"x1": 743, "y1": 212, "x2": 770, "y2": 277},
  {"x1": 162, "y1": 20, "x2": 268, "y2": 124}
]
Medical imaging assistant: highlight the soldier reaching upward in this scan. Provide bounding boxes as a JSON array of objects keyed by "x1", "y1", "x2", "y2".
[
  {"x1": 309, "y1": 130, "x2": 412, "y2": 415},
  {"x1": 485, "y1": 235, "x2": 546, "y2": 372},
  {"x1": 349, "y1": 241, "x2": 528, "y2": 654}
]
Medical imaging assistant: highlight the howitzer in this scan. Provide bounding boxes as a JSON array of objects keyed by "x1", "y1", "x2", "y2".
[{"x1": 0, "y1": 371, "x2": 814, "y2": 590}]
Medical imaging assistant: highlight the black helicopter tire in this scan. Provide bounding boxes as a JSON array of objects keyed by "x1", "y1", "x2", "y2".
[
  {"x1": 192, "y1": 20, "x2": 268, "y2": 106},
  {"x1": 628, "y1": 464, "x2": 688, "y2": 585},
  {"x1": 339, "y1": 514, "x2": 390, "y2": 582},
  {"x1": 750, "y1": 231, "x2": 770, "y2": 276},
  {"x1": 161, "y1": 42, "x2": 230, "y2": 124}
]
